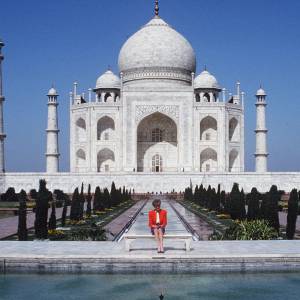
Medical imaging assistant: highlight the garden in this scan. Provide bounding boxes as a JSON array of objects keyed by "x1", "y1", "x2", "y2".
[
  {"x1": 182, "y1": 183, "x2": 300, "y2": 240},
  {"x1": 0, "y1": 179, "x2": 134, "y2": 241}
]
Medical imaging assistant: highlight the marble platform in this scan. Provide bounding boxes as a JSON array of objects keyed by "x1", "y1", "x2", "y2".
[{"x1": 1, "y1": 240, "x2": 300, "y2": 274}]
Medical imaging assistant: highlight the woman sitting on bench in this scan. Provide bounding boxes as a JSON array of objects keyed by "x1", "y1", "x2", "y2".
[{"x1": 148, "y1": 199, "x2": 167, "y2": 253}]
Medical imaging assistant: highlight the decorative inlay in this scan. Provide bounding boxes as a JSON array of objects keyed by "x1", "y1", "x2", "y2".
[{"x1": 136, "y1": 105, "x2": 179, "y2": 123}]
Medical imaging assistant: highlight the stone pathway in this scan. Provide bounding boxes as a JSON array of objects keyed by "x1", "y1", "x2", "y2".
[
  {"x1": 170, "y1": 201, "x2": 214, "y2": 240},
  {"x1": 104, "y1": 201, "x2": 146, "y2": 240}
]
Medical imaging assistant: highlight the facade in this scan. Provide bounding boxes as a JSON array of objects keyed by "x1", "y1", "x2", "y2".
[{"x1": 70, "y1": 14, "x2": 246, "y2": 174}]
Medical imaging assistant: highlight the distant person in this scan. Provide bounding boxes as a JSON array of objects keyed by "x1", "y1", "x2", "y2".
[{"x1": 148, "y1": 199, "x2": 167, "y2": 253}]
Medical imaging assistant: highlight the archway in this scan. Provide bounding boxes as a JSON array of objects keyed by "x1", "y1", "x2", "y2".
[
  {"x1": 229, "y1": 149, "x2": 239, "y2": 172},
  {"x1": 200, "y1": 148, "x2": 217, "y2": 172},
  {"x1": 97, "y1": 148, "x2": 115, "y2": 172},
  {"x1": 76, "y1": 149, "x2": 86, "y2": 171},
  {"x1": 76, "y1": 118, "x2": 86, "y2": 143},
  {"x1": 200, "y1": 116, "x2": 217, "y2": 141},
  {"x1": 97, "y1": 116, "x2": 115, "y2": 140},
  {"x1": 137, "y1": 112, "x2": 178, "y2": 172},
  {"x1": 229, "y1": 117, "x2": 239, "y2": 141}
]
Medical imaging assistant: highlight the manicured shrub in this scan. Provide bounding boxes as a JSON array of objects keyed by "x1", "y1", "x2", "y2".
[
  {"x1": 1, "y1": 187, "x2": 18, "y2": 202},
  {"x1": 110, "y1": 182, "x2": 117, "y2": 207},
  {"x1": 79, "y1": 183, "x2": 85, "y2": 220},
  {"x1": 29, "y1": 189, "x2": 38, "y2": 200},
  {"x1": 70, "y1": 188, "x2": 81, "y2": 221},
  {"x1": 247, "y1": 187, "x2": 261, "y2": 220},
  {"x1": 18, "y1": 190, "x2": 28, "y2": 241},
  {"x1": 86, "y1": 184, "x2": 92, "y2": 217},
  {"x1": 61, "y1": 200, "x2": 67, "y2": 227},
  {"x1": 286, "y1": 189, "x2": 299, "y2": 239},
  {"x1": 261, "y1": 185, "x2": 280, "y2": 232},
  {"x1": 103, "y1": 188, "x2": 111, "y2": 208},
  {"x1": 94, "y1": 187, "x2": 105, "y2": 212},
  {"x1": 223, "y1": 219, "x2": 278, "y2": 240},
  {"x1": 35, "y1": 180, "x2": 52, "y2": 239},
  {"x1": 48, "y1": 200, "x2": 56, "y2": 230},
  {"x1": 229, "y1": 183, "x2": 246, "y2": 220}
]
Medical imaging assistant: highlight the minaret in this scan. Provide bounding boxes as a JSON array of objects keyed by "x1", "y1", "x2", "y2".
[
  {"x1": 46, "y1": 87, "x2": 60, "y2": 173},
  {"x1": 0, "y1": 39, "x2": 6, "y2": 173},
  {"x1": 255, "y1": 87, "x2": 268, "y2": 172}
]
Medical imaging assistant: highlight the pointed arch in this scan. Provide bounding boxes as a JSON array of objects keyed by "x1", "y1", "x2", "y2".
[
  {"x1": 200, "y1": 148, "x2": 217, "y2": 172},
  {"x1": 97, "y1": 116, "x2": 115, "y2": 141},
  {"x1": 137, "y1": 112, "x2": 178, "y2": 172},
  {"x1": 97, "y1": 148, "x2": 115, "y2": 172},
  {"x1": 76, "y1": 149, "x2": 86, "y2": 170},
  {"x1": 200, "y1": 116, "x2": 217, "y2": 141},
  {"x1": 203, "y1": 93, "x2": 210, "y2": 102},
  {"x1": 75, "y1": 118, "x2": 86, "y2": 142},
  {"x1": 229, "y1": 149, "x2": 239, "y2": 172},
  {"x1": 229, "y1": 117, "x2": 239, "y2": 141}
]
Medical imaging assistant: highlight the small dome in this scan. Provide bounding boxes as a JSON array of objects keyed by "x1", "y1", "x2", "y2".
[
  {"x1": 95, "y1": 70, "x2": 121, "y2": 89},
  {"x1": 256, "y1": 87, "x2": 266, "y2": 96},
  {"x1": 118, "y1": 17, "x2": 196, "y2": 83},
  {"x1": 194, "y1": 70, "x2": 220, "y2": 89},
  {"x1": 48, "y1": 87, "x2": 57, "y2": 95}
]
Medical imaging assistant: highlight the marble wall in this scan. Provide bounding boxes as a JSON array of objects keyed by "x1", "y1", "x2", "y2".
[{"x1": 1, "y1": 172, "x2": 300, "y2": 194}]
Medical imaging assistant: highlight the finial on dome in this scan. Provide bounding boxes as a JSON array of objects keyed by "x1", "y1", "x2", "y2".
[
  {"x1": 155, "y1": 0, "x2": 159, "y2": 16},
  {"x1": 204, "y1": 65, "x2": 207, "y2": 71}
]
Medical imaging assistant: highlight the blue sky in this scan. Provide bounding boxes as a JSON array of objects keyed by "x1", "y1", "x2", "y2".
[{"x1": 1, "y1": 0, "x2": 300, "y2": 172}]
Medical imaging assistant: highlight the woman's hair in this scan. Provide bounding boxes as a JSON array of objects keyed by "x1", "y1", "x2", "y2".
[{"x1": 152, "y1": 199, "x2": 161, "y2": 208}]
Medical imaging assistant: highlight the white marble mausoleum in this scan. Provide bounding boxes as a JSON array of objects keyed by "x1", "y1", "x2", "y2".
[{"x1": 70, "y1": 11, "x2": 247, "y2": 174}]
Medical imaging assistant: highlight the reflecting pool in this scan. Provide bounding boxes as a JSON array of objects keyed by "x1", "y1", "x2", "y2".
[{"x1": 1, "y1": 272, "x2": 300, "y2": 300}]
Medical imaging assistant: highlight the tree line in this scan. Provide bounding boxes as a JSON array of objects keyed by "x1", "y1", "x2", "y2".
[
  {"x1": 3, "y1": 180, "x2": 132, "y2": 241},
  {"x1": 184, "y1": 183, "x2": 299, "y2": 239}
]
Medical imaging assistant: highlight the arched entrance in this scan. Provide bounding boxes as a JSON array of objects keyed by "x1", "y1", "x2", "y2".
[
  {"x1": 137, "y1": 112, "x2": 178, "y2": 172},
  {"x1": 200, "y1": 148, "x2": 217, "y2": 172}
]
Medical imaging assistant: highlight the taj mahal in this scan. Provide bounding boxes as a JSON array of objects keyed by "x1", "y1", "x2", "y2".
[{"x1": 0, "y1": 2, "x2": 299, "y2": 193}]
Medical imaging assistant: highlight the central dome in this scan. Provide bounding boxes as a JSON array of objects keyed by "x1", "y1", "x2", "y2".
[{"x1": 118, "y1": 16, "x2": 196, "y2": 84}]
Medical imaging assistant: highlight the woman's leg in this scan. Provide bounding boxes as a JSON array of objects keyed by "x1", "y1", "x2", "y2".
[
  {"x1": 158, "y1": 228, "x2": 164, "y2": 252},
  {"x1": 153, "y1": 228, "x2": 161, "y2": 251}
]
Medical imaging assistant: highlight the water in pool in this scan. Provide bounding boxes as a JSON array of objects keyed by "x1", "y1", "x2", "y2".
[{"x1": 1, "y1": 272, "x2": 300, "y2": 300}]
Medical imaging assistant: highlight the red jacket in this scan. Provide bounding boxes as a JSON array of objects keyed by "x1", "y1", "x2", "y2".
[{"x1": 148, "y1": 209, "x2": 167, "y2": 228}]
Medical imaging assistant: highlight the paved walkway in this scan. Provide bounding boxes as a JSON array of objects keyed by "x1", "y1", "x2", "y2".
[
  {"x1": 104, "y1": 201, "x2": 146, "y2": 240},
  {"x1": 1, "y1": 240, "x2": 300, "y2": 273},
  {"x1": 127, "y1": 199, "x2": 188, "y2": 235}
]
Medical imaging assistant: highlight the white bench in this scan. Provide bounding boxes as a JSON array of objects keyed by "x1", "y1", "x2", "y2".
[{"x1": 123, "y1": 234, "x2": 193, "y2": 252}]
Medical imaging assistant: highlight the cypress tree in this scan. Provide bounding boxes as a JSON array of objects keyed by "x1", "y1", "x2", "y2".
[
  {"x1": 229, "y1": 183, "x2": 246, "y2": 220},
  {"x1": 48, "y1": 200, "x2": 57, "y2": 230},
  {"x1": 35, "y1": 180, "x2": 51, "y2": 239},
  {"x1": 79, "y1": 183, "x2": 85, "y2": 220},
  {"x1": 263, "y1": 185, "x2": 280, "y2": 232},
  {"x1": 286, "y1": 189, "x2": 299, "y2": 239},
  {"x1": 216, "y1": 184, "x2": 221, "y2": 212},
  {"x1": 86, "y1": 184, "x2": 92, "y2": 217},
  {"x1": 70, "y1": 188, "x2": 80, "y2": 221},
  {"x1": 247, "y1": 187, "x2": 261, "y2": 220},
  {"x1": 194, "y1": 185, "x2": 200, "y2": 204},
  {"x1": 104, "y1": 187, "x2": 111, "y2": 208},
  {"x1": 220, "y1": 190, "x2": 226, "y2": 209},
  {"x1": 110, "y1": 182, "x2": 117, "y2": 207},
  {"x1": 61, "y1": 200, "x2": 67, "y2": 227},
  {"x1": 18, "y1": 190, "x2": 28, "y2": 241},
  {"x1": 94, "y1": 187, "x2": 105, "y2": 212}
]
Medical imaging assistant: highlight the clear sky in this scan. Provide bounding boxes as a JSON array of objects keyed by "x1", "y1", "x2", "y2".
[{"x1": 1, "y1": 0, "x2": 300, "y2": 172}]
